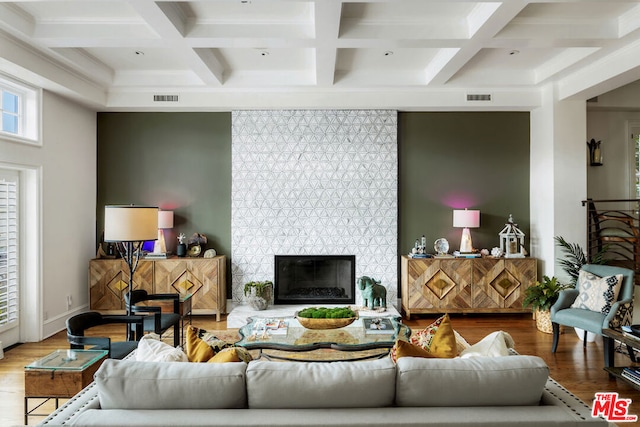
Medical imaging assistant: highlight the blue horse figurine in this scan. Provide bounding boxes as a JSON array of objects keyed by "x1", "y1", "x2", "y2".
[{"x1": 357, "y1": 276, "x2": 387, "y2": 309}]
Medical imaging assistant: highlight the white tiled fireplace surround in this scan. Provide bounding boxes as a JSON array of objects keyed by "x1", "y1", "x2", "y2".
[{"x1": 229, "y1": 110, "x2": 398, "y2": 326}]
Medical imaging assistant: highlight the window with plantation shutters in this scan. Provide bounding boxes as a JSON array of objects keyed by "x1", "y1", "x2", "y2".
[{"x1": 0, "y1": 176, "x2": 18, "y2": 330}]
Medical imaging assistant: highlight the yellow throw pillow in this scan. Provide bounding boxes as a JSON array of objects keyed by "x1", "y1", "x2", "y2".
[
  {"x1": 410, "y1": 313, "x2": 457, "y2": 358},
  {"x1": 394, "y1": 339, "x2": 435, "y2": 360},
  {"x1": 186, "y1": 325, "x2": 214, "y2": 362},
  {"x1": 207, "y1": 347, "x2": 253, "y2": 363},
  {"x1": 427, "y1": 313, "x2": 456, "y2": 358}
]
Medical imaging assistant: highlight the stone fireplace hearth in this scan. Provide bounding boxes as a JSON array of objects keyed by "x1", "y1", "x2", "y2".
[{"x1": 231, "y1": 110, "x2": 398, "y2": 308}]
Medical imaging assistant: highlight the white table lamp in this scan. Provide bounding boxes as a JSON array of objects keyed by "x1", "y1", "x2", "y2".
[
  {"x1": 153, "y1": 210, "x2": 174, "y2": 254},
  {"x1": 453, "y1": 209, "x2": 480, "y2": 253}
]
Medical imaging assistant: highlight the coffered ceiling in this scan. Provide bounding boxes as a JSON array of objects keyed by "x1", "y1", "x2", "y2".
[{"x1": 1, "y1": 0, "x2": 640, "y2": 110}]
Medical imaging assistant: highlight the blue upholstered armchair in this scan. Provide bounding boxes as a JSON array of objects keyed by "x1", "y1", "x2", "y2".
[{"x1": 551, "y1": 264, "x2": 635, "y2": 364}]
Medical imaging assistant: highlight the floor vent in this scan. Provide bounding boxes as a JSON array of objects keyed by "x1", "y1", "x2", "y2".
[
  {"x1": 153, "y1": 95, "x2": 179, "y2": 102},
  {"x1": 466, "y1": 93, "x2": 492, "y2": 102}
]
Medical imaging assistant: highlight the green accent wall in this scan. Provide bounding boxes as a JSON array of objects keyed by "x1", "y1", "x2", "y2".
[
  {"x1": 97, "y1": 112, "x2": 232, "y2": 290},
  {"x1": 399, "y1": 112, "x2": 530, "y2": 257},
  {"x1": 97, "y1": 111, "x2": 530, "y2": 298}
]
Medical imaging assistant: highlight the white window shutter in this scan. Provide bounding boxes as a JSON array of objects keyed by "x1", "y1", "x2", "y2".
[{"x1": 0, "y1": 177, "x2": 18, "y2": 329}]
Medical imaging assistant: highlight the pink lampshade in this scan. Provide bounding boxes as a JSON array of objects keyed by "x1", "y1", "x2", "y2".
[
  {"x1": 158, "y1": 210, "x2": 174, "y2": 229},
  {"x1": 453, "y1": 209, "x2": 480, "y2": 228}
]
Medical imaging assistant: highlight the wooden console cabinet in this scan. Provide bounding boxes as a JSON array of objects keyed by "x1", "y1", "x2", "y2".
[
  {"x1": 401, "y1": 255, "x2": 536, "y2": 318},
  {"x1": 89, "y1": 256, "x2": 226, "y2": 321}
]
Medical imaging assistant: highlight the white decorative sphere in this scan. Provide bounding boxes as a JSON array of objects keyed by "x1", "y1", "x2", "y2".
[{"x1": 490, "y1": 247, "x2": 504, "y2": 257}]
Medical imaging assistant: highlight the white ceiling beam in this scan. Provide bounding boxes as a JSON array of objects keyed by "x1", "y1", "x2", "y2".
[
  {"x1": 127, "y1": 0, "x2": 223, "y2": 85},
  {"x1": 188, "y1": 23, "x2": 311, "y2": 40},
  {"x1": 426, "y1": 1, "x2": 529, "y2": 86},
  {"x1": 105, "y1": 87, "x2": 541, "y2": 112},
  {"x1": 0, "y1": 3, "x2": 35, "y2": 37},
  {"x1": 313, "y1": 1, "x2": 341, "y2": 86},
  {"x1": 33, "y1": 23, "x2": 156, "y2": 40},
  {"x1": 496, "y1": 19, "x2": 618, "y2": 40},
  {"x1": 50, "y1": 48, "x2": 114, "y2": 87},
  {"x1": 557, "y1": 38, "x2": 640, "y2": 101},
  {"x1": 0, "y1": 31, "x2": 106, "y2": 108}
]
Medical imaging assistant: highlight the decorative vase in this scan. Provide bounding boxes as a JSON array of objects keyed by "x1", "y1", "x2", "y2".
[
  {"x1": 245, "y1": 283, "x2": 273, "y2": 311},
  {"x1": 535, "y1": 309, "x2": 553, "y2": 334},
  {"x1": 176, "y1": 243, "x2": 187, "y2": 258}
]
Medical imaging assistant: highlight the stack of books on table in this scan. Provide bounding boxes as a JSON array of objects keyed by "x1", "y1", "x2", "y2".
[
  {"x1": 363, "y1": 317, "x2": 395, "y2": 335},
  {"x1": 621, "y1": 325, "x2": 640, "y2": 340},
  {"x1": 144, "y1": 252, "x2": 168, "y2": 259},
  {"x1": 621, "y1": 367, "x2": 640, "y2": 386},
  {"x1": 453, "y1": 251, "x2": 481, "y2": 258},
  {"x1": 253, "y1": 318, "x2": 288, "y2": 335}
]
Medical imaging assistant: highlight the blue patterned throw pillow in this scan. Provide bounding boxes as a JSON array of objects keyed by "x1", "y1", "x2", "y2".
[{"x1": 571, "y1": 270, "x2": 623, "y2": 314}]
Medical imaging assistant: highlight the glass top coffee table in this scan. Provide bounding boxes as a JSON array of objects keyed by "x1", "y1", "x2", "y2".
[{"x1": 235, "y1": 316, "x2": 410, "y2": 361}]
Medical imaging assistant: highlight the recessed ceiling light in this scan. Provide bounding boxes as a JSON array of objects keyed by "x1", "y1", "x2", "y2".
[
  {"x1": 509, "y1": 50, "x2": 520, "y2": 56},
  {"x1": 384, "y1": 51, "x2": 394, "y2": 56},
  {"x1": 135, "y1": 50, "x2": 145, "y2": 56}
]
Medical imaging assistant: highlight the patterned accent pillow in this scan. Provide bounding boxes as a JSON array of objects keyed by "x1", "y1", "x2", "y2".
[
  {"x1": 571, "y1": 270, "x2": 623, "y2": 314},
  {"x1": 609, "y1": 301, "x2": 633, "y2": 329},
  {"x1": 390, "y1": 313, "x2": 459, "y2": 362},
  {"x1": 186, "y1": 325, "x2": 231, "y2": 362}
]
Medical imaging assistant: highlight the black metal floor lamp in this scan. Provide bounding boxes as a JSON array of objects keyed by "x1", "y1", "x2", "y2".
[{"x1": 103, "y1": 205, "x2": 158, "y2": 340}]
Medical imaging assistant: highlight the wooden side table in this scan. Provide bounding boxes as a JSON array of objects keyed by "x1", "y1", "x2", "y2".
[
  {"x1": 24, "y1": 349, "x2": 107, "y2": 424},
  {"x1": 602, "y1": 328, "x2": 640, "y2": 388}
]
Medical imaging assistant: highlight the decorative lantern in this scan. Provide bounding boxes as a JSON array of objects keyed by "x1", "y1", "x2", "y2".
[{"x1": 499, "y1": 214, "x2": 526, "y2": 258}]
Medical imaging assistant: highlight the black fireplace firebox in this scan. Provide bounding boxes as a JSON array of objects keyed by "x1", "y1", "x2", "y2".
[{"x1": 274, "y1": 255, "x2": 356, "y2": 305}]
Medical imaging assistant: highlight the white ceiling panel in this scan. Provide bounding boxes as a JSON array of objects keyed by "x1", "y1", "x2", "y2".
[{"x1": 0, "y1": 0, "x2": 639, "y2": 108}]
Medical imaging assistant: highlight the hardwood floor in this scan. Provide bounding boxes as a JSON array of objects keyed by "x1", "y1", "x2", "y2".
[{"x1": 2, "y1": 313, "x2": 640, "y2": 426}]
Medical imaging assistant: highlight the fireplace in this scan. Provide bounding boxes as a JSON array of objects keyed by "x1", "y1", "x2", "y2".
[{"x1": 274, "y1": 255, "x2": 356, "y2": 305}]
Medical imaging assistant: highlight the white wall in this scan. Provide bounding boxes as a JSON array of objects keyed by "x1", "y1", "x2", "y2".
[
  {"x1": 0, "y1": 90, "x2": 96, "y2": 341},
  {"x1": 530, "y1": 85, "x2": 587, "y2": 283},
  {"x1": 587, "y1": 110, "x2": 640, "y2": 199}
]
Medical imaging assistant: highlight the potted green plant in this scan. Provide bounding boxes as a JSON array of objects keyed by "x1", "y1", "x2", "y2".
[
  {"x1": 554, "y1": 235, "x2": 607, "y2": 286},
  {"x1": 243, "y1": 280, "x2": 273, "y2": 311},
  {"x1": 523, "y1": 275, "x2": 572, "y2": 333}
]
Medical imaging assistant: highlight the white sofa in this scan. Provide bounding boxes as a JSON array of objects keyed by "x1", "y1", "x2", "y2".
[{"x1": 38, "y1": 355, "x2": 609, "y2": 426}]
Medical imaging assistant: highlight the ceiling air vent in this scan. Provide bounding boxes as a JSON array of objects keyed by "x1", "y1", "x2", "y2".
[
  {"x1": 466, "y1": 94, "x2": 492, "y2": 102},
  {"x1": 153, "y1": 95, "x2": 179, "y2": 102}
]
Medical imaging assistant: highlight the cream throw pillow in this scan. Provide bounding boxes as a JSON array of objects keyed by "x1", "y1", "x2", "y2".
[
  {"x1": 571, "y1": 270, "x2": 623, "y2": 315},
  {"x1": 460, "y1": 330, "x2": 514, "y2": 358},
  {"x1": 135, "y1": 334, "x2": 188, "y2": 362}
]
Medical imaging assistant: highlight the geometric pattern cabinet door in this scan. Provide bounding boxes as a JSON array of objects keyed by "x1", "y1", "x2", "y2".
[
  {"x1": 154, "y1": 256, "x2": 226, "y2": 320},
  {"x1": 401, "y1": 256, "x2": 472, "y2": 319},
  {"x1": 401, "y1": 255, "x2": 537, "y2": 318},
  {"x1": 472, "y1": 258, "x2": 537, "y2": 311},
  {"x1": 89, "y1": 256, "x2": 226, "y2": 320},
  {"x1": 89, "y1": 259, "x2": 154, "y2": 313}
]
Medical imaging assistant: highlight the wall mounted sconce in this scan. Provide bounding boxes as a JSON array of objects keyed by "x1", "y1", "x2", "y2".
[{"x1": 587, "y1": 138, "x2": 603, "y2": 166}]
